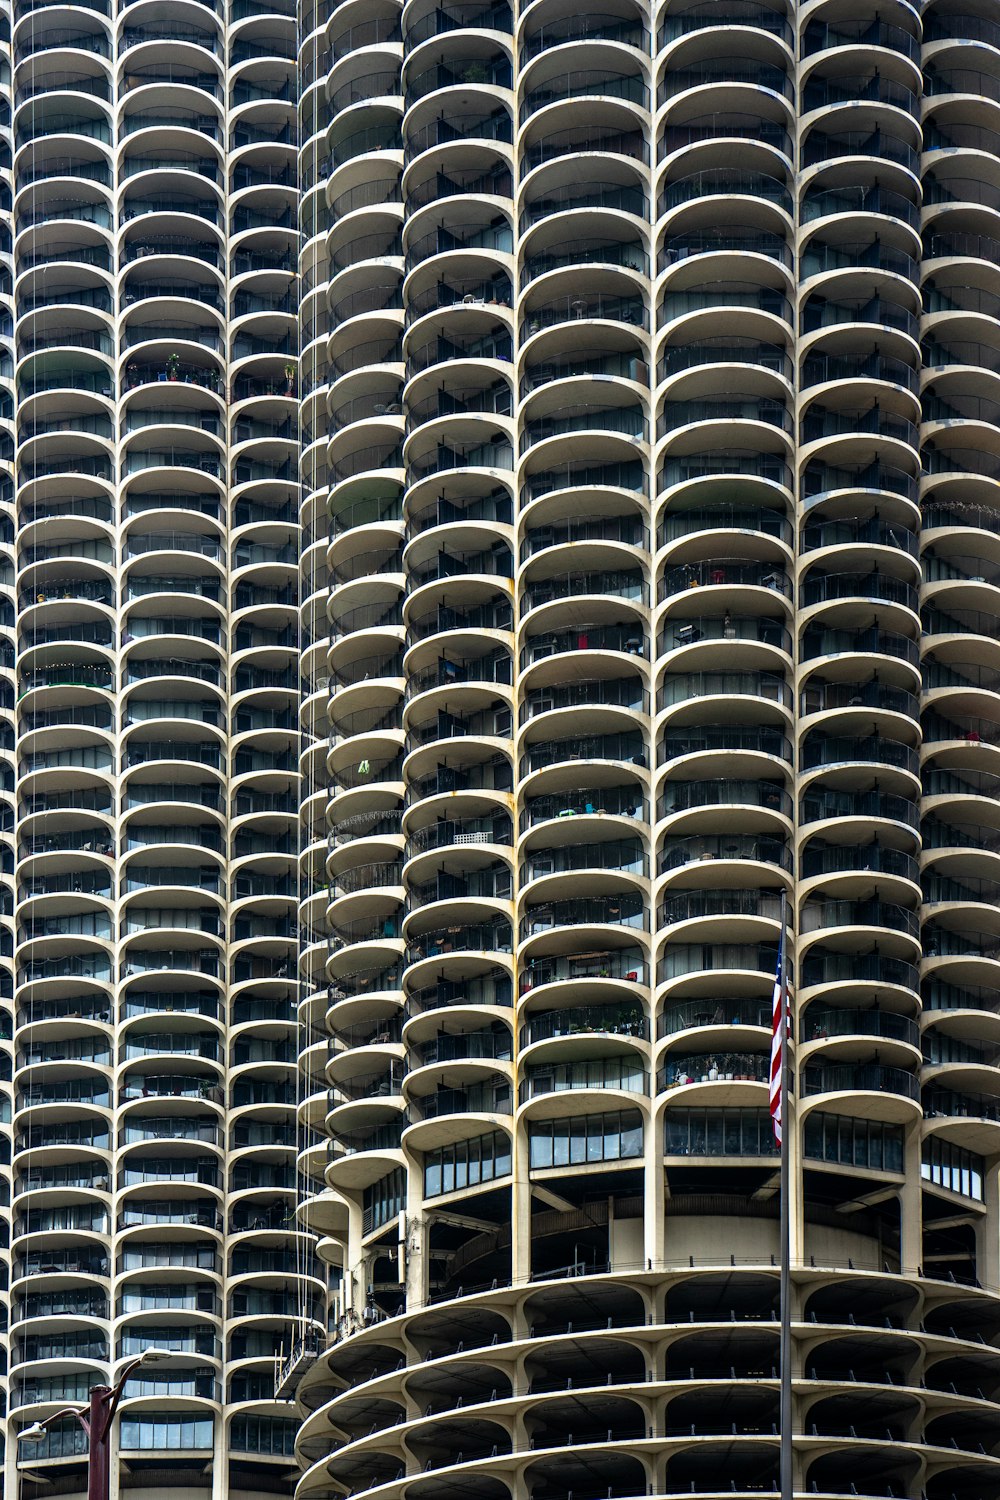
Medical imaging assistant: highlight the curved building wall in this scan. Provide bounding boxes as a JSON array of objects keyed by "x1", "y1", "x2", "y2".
[
  {"x1": 0, "y1": 0, "x2": 15, "y2": 1470},
  {"x1": 2, "y1": 0, "x2": 324, "y2": 1493},
  {"x1": 295, "y1": 2, "x2": 1000, "y2": 1498}
]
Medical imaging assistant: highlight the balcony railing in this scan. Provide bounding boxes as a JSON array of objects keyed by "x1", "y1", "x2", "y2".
[
  {"x1": 804, "y1": 1064, "x2": 919, "y2": 1101},
  {"x1": 659, "y1": 998, "x2": 770, "y2": 1036},
  {"x1": 520, "y1": 1058, "x2": 647, "y2": 1101},
  {"x1": 925, "y1": 1087, "x2": 1000, "y2": 1123},
  {"x1": 520, "y1": 893, "x2": 647, "y2": 937},
  {"x1": 804, "y1": 1008, "x2": 918, "y2": 1046},
  {"x1": 521, "y1": 1004, "x2": 647, "y2": 1046},
  {"x1": 410, "y1": 1080, "x2": 512, "y2": 1118},
  {"x1": 405, "y1": 921, "x2": 512, "y2": 962},
  {"x1": 520, "y1": 950, "x2": 646, "y2": 992},
  {"x1": 659, "y1": 1053, "x2": 768, "y2": 1089}
]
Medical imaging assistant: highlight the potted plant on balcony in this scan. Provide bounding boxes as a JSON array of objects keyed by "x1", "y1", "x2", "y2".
[
  {"x1": 166, "y1": 351, "x2": 180, "y2": 381},
  {"x1": 283, "y1": 362, "x2": 296, "y2": 397}
]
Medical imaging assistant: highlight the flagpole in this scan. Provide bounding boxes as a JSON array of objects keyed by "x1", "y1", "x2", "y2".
[{"x1": 778, "y1": 887, "x2": 793, "y2": 1500}]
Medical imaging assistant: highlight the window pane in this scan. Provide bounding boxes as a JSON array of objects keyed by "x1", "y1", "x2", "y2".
[
  {"x1": 530, "y1": 1129, "x2": 550, "y2": 1170},
  {"x1": 620, "y1": 1114, "x2": 643, "y2": 1158}
]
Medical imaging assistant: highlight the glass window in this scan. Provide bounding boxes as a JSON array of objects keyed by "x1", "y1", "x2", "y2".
[
  {"x1": 423, "y1": 1131, "x2": 512, "y2": 1198},
  {"x1": 230, "y1": 1415, "x2": 297, "y2": 1456},
  {"x1": 363, "y1": 1168, "x2": 405, "y2": 1231},
  {"x1": 921, "y1": 1138, "x2": 984, "y2": 1201},
  {"x1": 621, "y1": 1115, "x2": 644, "y2": 1158},
  {"x1": 803, "y1": 1112, "x2": 904, "y2": 1174},
  {"x1": 529, "y1": 1111, "x2": 643, "y2": 1169},
  {"x1": 663, "y1": 1108, "x2": 777, "y2": 1157},
  {"x1": 565, "y1": 1116, "x2": 582, "y2": 1163},
  {"x1": 120, "y1": 1416, "x2": 213, "y2": 1450}
]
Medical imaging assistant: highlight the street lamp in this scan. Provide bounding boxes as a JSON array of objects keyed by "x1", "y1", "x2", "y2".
[{"x1": 17, "y1": 1347, "x2": 173, "y2": 1500}]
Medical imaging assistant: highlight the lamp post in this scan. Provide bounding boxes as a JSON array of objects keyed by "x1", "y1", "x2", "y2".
[{"x1": 17, "y1": 1347, "x2": 173, "y2": 1500}]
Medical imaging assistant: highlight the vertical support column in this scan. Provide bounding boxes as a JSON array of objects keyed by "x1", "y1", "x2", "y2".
[{"x1": 900, "y1": 1122, "x2": 923, "y2": 1278}]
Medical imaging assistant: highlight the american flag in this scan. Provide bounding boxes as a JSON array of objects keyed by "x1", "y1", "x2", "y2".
[{"x1": 769, "y1": 923, "x2": 791, "y2": 1145}]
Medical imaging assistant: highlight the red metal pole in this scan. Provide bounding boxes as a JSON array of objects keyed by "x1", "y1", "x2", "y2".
[{"x1": 87, "y1": 1387, "x2": 111, "y2": 1500}]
